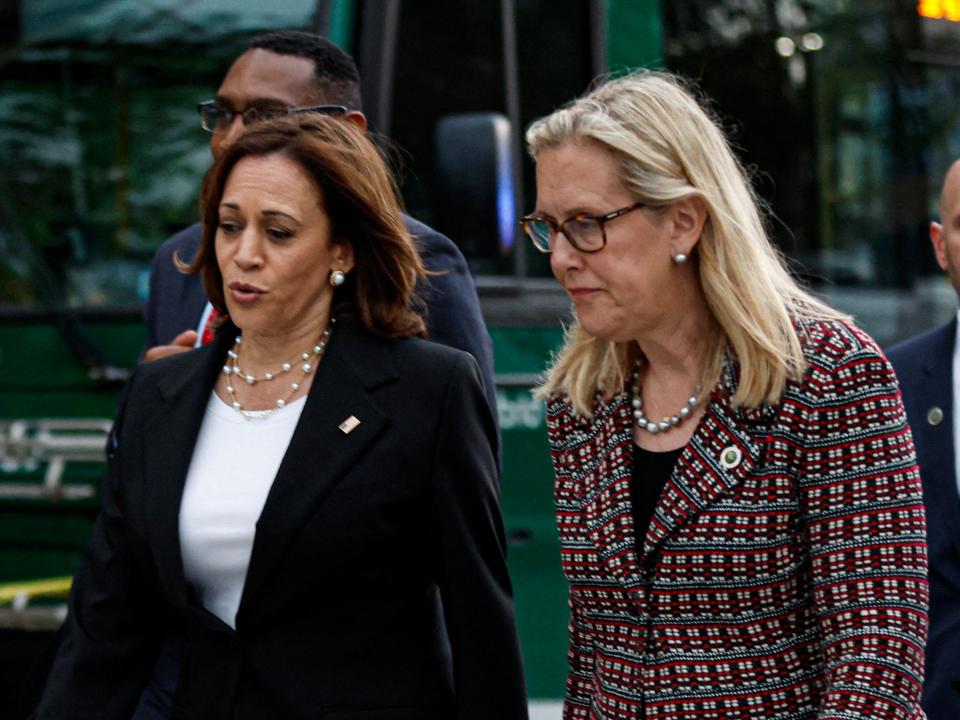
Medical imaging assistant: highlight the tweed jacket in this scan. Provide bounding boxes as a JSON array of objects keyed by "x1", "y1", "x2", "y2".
[{"x1": 546, "y1": 318, "x2": 928, "y2": 720}]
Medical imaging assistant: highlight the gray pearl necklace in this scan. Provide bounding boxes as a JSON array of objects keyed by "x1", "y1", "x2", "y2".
[
  {"x1": 631, "y1": 366, "x2": 701, "y2": 434},
  {"x1": 223, "y1": 318, "x2": 335, "y2": 418}
]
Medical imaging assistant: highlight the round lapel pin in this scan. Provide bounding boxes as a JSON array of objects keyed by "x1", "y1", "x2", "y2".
[
  {"x1": 927, "y1": 406, "x2": 944, "y2": 426},
  {"x1": 720, "y1": 445, "x2": 742, "y2": 470}
]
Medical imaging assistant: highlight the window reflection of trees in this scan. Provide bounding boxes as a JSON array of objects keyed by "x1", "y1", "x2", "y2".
[
  {"x1": 663, "y1": 0, "x2": 958, "y2": 292},
  {"x1": 1, "y1": 0, "x2": 316, "y2": 309}
]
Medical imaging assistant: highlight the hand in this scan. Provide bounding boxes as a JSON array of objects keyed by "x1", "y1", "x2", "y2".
[{"x1": 142, "y1": 330, "x2": 198, "y2": 363}]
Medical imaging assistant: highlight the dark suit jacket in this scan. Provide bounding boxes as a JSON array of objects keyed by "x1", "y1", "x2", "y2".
[
  {"x1": 888, "y1": 319, "x2": 960, "y2": 720},
  {"x1": 144, "y1": 218, "x2": 498, "y2": 429},
  {"x1": 35, "y1": 315, "x2": 527, "y2": 720}
]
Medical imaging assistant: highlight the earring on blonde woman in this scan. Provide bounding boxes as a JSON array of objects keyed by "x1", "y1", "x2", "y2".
[{"x1": 673, "y1": 252, "x2": 688, "y2": 265}]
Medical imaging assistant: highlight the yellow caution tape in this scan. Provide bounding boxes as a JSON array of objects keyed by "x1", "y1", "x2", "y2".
[{"x1": 0, "y1": 576, "x2": 72, "y2": 605}]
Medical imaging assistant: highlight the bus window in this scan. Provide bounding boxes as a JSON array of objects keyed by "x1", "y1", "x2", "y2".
[
  {"x1": 388, "y1": 0, "x2": 595, "y2": 279},
  {"x1": 0, "y1": 2, "x2": 318, "y2": 313},
  {"x1": 388, "y1": 2, "x2": 509, "y2": 275}
]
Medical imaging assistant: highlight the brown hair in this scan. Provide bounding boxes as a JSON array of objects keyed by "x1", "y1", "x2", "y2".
[{"x1": 185, "y1": 114, "x2": 426, "y2": 338}]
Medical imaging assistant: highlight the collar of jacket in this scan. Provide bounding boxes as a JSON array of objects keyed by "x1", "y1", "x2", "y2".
[
  {"x1": 579, "y1": 354, "x2": 779, "y2": 600},
  {"x1": 138, "y1": 310, "x2": 398, "y2": 624}
]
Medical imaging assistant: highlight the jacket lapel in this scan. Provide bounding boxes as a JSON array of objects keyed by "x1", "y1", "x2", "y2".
[
  {"x1": 642, "y1": 371, "x2": 768, "y2": 560},
  {"x1": 580, "y1": 359, "x2": 770, "y2": 598},
  {"x1": 237, "y1": 317, "x2": 394, "y2": 615},
  {"x1": 141, "y1": 329, "x2": 233, "y2": 606},
  {"x1": 915, "y1": 319, "x2": 960, "y2": 561},
  {"x1": 581, "y1": 394, "x2": 646, "y2": 597}
]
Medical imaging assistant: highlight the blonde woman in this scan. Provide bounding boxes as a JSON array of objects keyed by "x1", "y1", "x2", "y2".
[{"x1": 522, "y1": 72, "x2": 928, "y2": 719}]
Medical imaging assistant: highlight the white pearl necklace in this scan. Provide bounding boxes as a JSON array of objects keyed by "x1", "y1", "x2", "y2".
[
  {"x1": 222, "y1": 319, "x2": 334, "y2": 418},
  {"x1": 631, "y1": 366, "x2": 701, "y2": 434}
]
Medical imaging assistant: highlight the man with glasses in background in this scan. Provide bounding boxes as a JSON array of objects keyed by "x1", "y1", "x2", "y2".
[{"x1": 143, "y1": 30, "x2": 496, "y2": 424}]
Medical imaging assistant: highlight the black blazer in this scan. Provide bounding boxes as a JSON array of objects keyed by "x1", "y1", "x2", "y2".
[
  {"x1": 888, "y1": 319, "x2": 960, "y2": 720},
  {"x1": 35, "y1": 315, "x2": 527, "y2": 720},
  {"x1": 143, "y1": 218, "x2": 499, "y2": 432}
]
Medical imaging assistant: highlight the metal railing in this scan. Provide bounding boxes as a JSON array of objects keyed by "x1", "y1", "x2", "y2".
[
  {"x1": 0, "y1": 419, "x2": 112, "y2": 501},
  {"x1": 0, "y1": 576, "x2": 71, "y2": 630}
]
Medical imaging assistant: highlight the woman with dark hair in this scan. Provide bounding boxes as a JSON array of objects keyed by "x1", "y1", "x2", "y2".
[{"x1": 35, "y1": 115, "x2": 527, "y2": 720}]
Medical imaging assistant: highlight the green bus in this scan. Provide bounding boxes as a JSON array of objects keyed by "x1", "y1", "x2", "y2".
[{"x1": 3, "y1": 1, "x2": 960, "y2": 714}]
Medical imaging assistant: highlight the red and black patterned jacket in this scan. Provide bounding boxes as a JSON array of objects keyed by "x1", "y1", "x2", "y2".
[{"x1": 546, "y1": 318, "x2": 928, "y2": 720}]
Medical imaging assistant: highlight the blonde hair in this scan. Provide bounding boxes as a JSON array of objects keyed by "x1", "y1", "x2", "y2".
[{"x1": 527, "y1": 71, "x2": 846, "y2": 416}]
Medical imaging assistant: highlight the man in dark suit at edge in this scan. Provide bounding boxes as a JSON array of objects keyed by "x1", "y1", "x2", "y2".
[
  {"x1": 887, "y1": 159, "x2": 960, "y2": 720},
  {"x1": 144, "y1": 30, "x2": 498, "y2": 427}
]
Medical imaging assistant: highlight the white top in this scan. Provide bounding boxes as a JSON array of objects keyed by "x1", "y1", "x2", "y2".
[
  {"x1": 179, "y1": 391, "x2": 306, "y2": 628},
  {"x1": 953, "y1": 309, "x2": 960, "y2": 500}
]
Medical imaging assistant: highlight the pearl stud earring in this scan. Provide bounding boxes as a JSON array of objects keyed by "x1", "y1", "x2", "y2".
[
  {"x1": 673, "y1": 252, "x2": 688, "y2": 265},
  {"x1": 329, "y1": 269, "x2": 346, "y2": 287}
]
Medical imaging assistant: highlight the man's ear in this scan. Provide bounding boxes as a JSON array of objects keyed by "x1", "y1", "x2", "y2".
[
  {"x1": 931, "y1": 221, "x2": 948, "y2": 273},
  {"x1": 344, "y1": 111, "x2": 367, "y2": 131},
  {"x1": 669, "y1": 195, "x2": 708, "y2": 255}
]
